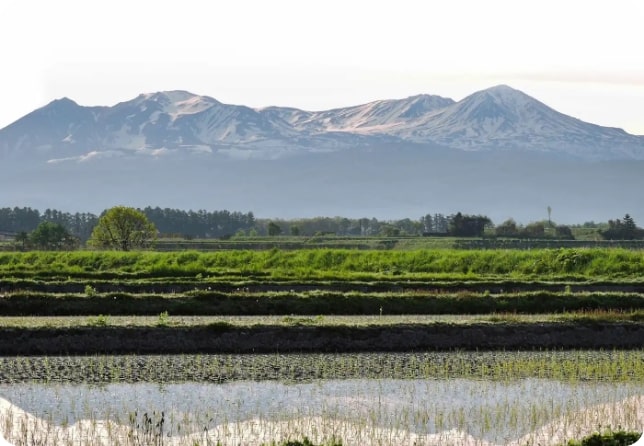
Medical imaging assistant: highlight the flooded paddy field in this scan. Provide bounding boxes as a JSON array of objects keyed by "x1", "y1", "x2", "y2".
[{"x1": 0, "y1": 351, "x2": 642, "y2": 445}]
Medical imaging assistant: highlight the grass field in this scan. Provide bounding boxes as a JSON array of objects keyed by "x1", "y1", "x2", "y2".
[
  {"x1": 1, "y1": 248, "x2": 644, "y2": 319},
  {"x1": 2, "y1": 247, "x2": 644, "y2": 277}
]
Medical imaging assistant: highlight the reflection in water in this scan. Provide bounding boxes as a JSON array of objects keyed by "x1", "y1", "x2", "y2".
[{"x1": 0, "y1": 378, "x2": 642, "y2": 443}]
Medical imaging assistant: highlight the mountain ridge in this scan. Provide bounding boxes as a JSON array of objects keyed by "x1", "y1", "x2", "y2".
[{"x1": 2, "y1": 85, "x2": 643, "y2": 163}]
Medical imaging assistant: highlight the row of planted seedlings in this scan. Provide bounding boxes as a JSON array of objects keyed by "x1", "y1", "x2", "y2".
[{"x1": 2, "y1": 350, "x2": 644, "y2": 383}]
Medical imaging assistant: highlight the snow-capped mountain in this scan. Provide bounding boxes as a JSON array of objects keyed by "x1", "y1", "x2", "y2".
[
  {"x1": 1, "y1": 85, "x2": 643, "y2": 163},
  {"x1": 385, "y1": 85, "x2": 643, "y2": 159},
  {"x1": 2, "y1": 85, "x2": 644, "y2": 225}
]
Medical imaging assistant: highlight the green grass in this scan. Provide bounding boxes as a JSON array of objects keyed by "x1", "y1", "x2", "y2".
[
  {"x1": 1, "y1": 248, "x2": 644, "y2": 280},
  {"x1": 2, "y1": 248, "x2": 644, "y2": 318}
]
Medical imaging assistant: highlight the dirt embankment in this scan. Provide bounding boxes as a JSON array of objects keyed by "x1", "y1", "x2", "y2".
[{"x1": 0, "y1": 322, "x2": 642, "y2": 355}]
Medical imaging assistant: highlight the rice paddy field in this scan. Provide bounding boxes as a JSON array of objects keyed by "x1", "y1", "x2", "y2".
[{"x1": 0, "y1": 248, "x2": 642, "y2": 445}]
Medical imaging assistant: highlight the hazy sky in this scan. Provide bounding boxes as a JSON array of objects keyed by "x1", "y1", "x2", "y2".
[{"x1": 1, "y1": 0, "x2": 643, "y2": 134}]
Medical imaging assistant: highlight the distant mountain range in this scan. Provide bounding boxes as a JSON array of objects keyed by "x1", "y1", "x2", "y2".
[
  {"x1": 1, "y1": 85, "x2": 643, "y2": 224},
  {"x1": 1, "y1": 85, "x2": 643, "y2": 163}
]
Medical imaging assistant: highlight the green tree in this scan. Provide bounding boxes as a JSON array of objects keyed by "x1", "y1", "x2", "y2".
[
  {"x1": 421, "y1": 214, "x2": 434, "y2": 233},
  {"x1": 601, "y1": 214, "x2": 643, "y2": 240},
  {"x1": 495, "y1": 219, "x2": 519, "y2": 237},
  {"x1": 448, "y1": 213, "x2": 491, "y2": 237},
  {"x1": 289, "y1": 225, "x2": 300, "y2": 236},
  {"x1": 555, "y1": 225, "x2": 574, "y2": 240},
  {"x1": 521, "y1": 221, "x2": 545, "y2": 238},
  {"x1": 14, "y1": 231, "x2": 29, "y2": 251},
  {"x1": 623, "y1": 214, "x2": 637, "y2": 238},
  {"x1": 267, "y1": 221, "x2": 282, "y2": 237},
  {"x1": 89, "y1": 206, "x2": 157, "y2": 251},
  {"x1": 380, "y1": 224, "x2": 401, "y2": 237},
  {"x1": 29, "y1": 222, "x2": 77, "y2": 250}
]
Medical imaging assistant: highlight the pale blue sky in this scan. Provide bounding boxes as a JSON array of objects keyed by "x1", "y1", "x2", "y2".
[{"x1": 1, "y1": 0, "x2": 643, "y2": 134}]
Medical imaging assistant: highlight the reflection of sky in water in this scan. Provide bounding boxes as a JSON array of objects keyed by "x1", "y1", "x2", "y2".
[{"x1": 0, "y1": 379, "x2": 641, "y2": 442}]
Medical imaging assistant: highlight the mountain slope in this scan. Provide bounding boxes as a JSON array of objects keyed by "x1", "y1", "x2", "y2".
[
  {"x1": 0, "y1": 98, "x2": 106, "y2": 160},
  {"x1": 290, "y1": 94, "x2": 455, "y2": 134}
]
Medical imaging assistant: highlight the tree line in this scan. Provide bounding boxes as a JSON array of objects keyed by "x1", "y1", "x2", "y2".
[
  {"x1": 0, "y1": 207, "x2": 97, "y2": 240},
  {"x1": 141, "y1": 207, "x2": 255, "y2": 238},
  {"x1": 2, "y1": 206, "x2": 644, "y2": 251},
  {"x1": 0, "y1": 207, "x2": 255, "y2": 241},
  {"x1": 0, "y1": 207, "x2": 450, "y2": 239}
]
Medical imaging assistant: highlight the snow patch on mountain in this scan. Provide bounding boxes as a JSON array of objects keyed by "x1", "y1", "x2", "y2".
[
  {"x1": 46, "y1": 149, "x2": 123, "y2": 164},
  {"x1": 136, "y1": 91, "x2": 220, "y2": 120},
  {"x1": 290, "y1": 94, "x2": 455, "y2": 134}
]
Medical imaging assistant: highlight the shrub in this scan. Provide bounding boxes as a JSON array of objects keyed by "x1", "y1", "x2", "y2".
[
  {"x1": 157, "y1": 311, "x2": 170, "y2": 327},
  {"x1": 87, "y1": 314, "x2": 110, "y2": 326},
  {"x1": 565, "y1": 430, "x2": 642, "y2": 446}
]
